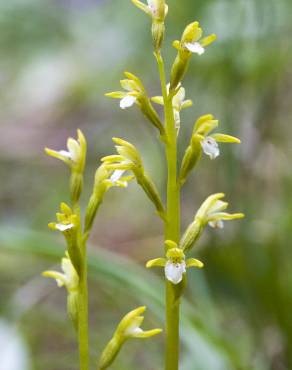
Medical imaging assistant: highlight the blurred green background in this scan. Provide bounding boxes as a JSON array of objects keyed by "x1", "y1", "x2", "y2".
[{"x1": 0, "y1": 0, "x2": 292, "y2": 369}]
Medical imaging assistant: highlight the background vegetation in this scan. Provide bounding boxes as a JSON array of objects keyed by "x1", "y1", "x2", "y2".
[{"x1": 0, "y1": 0, "x2": 291, "y2": 369}]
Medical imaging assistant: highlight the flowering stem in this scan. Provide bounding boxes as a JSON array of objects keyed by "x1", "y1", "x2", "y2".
[
  {"x1": 74, "y1": 203, "x2": 89, "y2": 370},
  {"x1": 156, "y1": 51, "x2": 181, "y2": 370},
  {"x1": 78, "y1": 249, "x2": 89, "y2": 370}
]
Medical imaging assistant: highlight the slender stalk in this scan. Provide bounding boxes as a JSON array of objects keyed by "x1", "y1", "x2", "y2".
[
  {"x1": 74, "y1": 202, "x2": 89, "y2": 370},
  {"x1": 78, "y1": 256, "x2": 89, "y2": 370},
  {"x1": 156, "y1": 52, "x2": 181, "y2": 370}
]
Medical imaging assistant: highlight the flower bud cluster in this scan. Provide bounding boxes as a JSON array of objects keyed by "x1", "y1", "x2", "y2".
[{"x1": 132, "y1": 0, "x2": 168, "y2": 50}]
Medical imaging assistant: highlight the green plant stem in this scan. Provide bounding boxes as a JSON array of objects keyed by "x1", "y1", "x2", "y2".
[
  {"x1": 156, "y1": 51, "x2": 181, "y2": 370},
  {"x1": 78, "y1": 246, "x2": 89, "y2": 370},
  {"x1": 74, "y1": 202, "x2": 89, "y2": 370}
]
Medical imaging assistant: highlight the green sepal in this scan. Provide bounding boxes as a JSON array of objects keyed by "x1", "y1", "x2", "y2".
[
  {"x1": 146, "y1": 258, "x2": 166, "y2": 268},
  {"x1": 210, "y1": 133, "x2": 241, "y2": 143},
  {"x1": 186, "y1": 258, "x2": 204, "y2": 268},
  {"x1": 105, "y1": 91, "x2": 126, "y2": 99},
  {"x1": 200, "y1": 33, "x2": 217, "y2": 47}
]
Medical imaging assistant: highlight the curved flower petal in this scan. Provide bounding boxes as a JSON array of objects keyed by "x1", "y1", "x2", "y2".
[
  {"x1": 165, "y1": 261, "x2": 186, "y2": 284},
  {"x1": 208, "y1": 219, "x2": 224, "y2": 229},
  {"x1": 201, "y1": 136, "x2": 220, "y2": 159},
  {"x1": 185, "y1": 42, "x2": 205, "y2": 55},
  {"x1": 120, "y1": 95, "x2": 137, "y2": 109}
]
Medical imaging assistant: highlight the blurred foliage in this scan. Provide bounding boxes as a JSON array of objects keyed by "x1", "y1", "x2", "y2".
[{"x1": 0, "y1": 0, "x2": 292, "y2": 369}]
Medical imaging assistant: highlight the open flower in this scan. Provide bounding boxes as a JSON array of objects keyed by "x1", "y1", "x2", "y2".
[
  {"x1": 197, "y1": 193, "x2": 245, "y2": 229},
  {"x1": 193, "y1": 114, "x2": 241, "y2": 159},
  {"x1": 106, "y1": 72, "x2": 164, "y2": 135},
  {"x1": 42, "y1": 252, "x2": 79, "y2": 292},
  {"x1": 146, "y1": 242, "x2": 203, "y2": 285},
  {"x1": 116, "y1": 306, "x2": 161, "y2": 339},
  {"x1": 180, "y1": 193, "x2": 244, "y2": 252},
  {"x1": 45, "y1": 129, "x2": 86, "y2": 172},
  {"x1": 106, "y1": 72, "x2": 145, "y2": 110},
  {"x1": 152, "y1": 83, "x2": 192, "y2": 131},
  {"x1": 48, "y1": 202, "x2": 78, "y2": 235},
  {"x1": 173, "y1": 21, "x2": 217, "y2": 56},
  {"x1": 98, "y1": 306, "x2": 162, "y2": 370},
  {"x1": 170, "y1": 22, "x2": 216, "y2": 89},
  {"x1": 42, "y1": 253, "x2": 79, "y2": 328}
]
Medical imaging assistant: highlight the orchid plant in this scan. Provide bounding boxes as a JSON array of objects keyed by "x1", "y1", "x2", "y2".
[{"x1": 42, "y1": 1, "x2": 244, "y2": 369}]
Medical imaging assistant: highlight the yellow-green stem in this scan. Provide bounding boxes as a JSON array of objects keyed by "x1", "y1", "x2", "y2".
[
  {"x1": 73, "y1": 202, "x2": 89, "y2": 370},
  {"x1": 78, "y1": 247, "x2": 89, "y2": 370},
  {"x1": 156, "y1": 52, "x2": 181, "y2": 370}
]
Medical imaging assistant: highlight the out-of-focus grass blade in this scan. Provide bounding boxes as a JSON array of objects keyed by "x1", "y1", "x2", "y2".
[{"x1": 0, "y1": 226, "x2": 243, "y2": 370}]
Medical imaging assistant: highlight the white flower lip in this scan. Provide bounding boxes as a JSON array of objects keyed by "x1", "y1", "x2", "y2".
[
  {"x1": 164, "y1": 261, "x2": 186, "y2": 284},
  {"x1": 110, "y1": 169, "x2": 125, "y2": 183},
  {"x1": 201, "y1": 136, "x2": 220, "y2": 159},
  {"x1": 55, "y1": 223, "x2": 74, "y2": 232},
  {"x1": 58, "y1": 150, "x2": 72, "y2": 159},
  {"x1": 185, "y1": 42, "x2": 205, "y2": 55},
  {"x1": 120, "y1": 95, "x2": 137, "y2": 109},
  {"x1": 208, "y1": 219, "x2": 224, "y2": 229}
]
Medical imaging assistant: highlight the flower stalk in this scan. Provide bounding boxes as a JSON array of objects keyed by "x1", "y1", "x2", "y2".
[{"x1": 43, "y1": 2, "x2": 244, "y2": 370}]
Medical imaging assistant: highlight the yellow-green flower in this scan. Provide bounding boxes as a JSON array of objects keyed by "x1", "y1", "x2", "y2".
[
  {"x1": 106, "y1": 72, "x2": 164, "y2": 135},
  {"x1": 173, "y1": 21, "x2": 216, "y2": 56},
  {"x1": 98, "y1": 306, "x2": 162, "y2": 370},
  {"x1": 151, "y1": 83, "x2": 192, "y2": 131},
  {"x1": 132, "y1": 0, "x2": 168, "y2": 21},
  {"x1": 180, "y1": 193, "x2": 244, "y2": 252},
  {"x1": 45, "y1": 129, "x2": 86, "y2": 173},
  {"x1": 48, "y1": 202, "x2": 78, "y2": 234},
  {"x1": 146, "y1": 242, "x2": 203, "y2": 285},
  {"x1": 105, "y1": 72, "x2": 145, "y2": 110},
  {"x1": 192, "y1": 114, "x2": 241, "y2": 159},
  {"x1": 42, "y1": 252, "x2": 79, "y2": 292}
]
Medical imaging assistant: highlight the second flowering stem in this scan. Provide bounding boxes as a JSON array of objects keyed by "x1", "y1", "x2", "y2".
[{"x1": 156, "y1": 51, "x2": 181, "y2": 370}]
